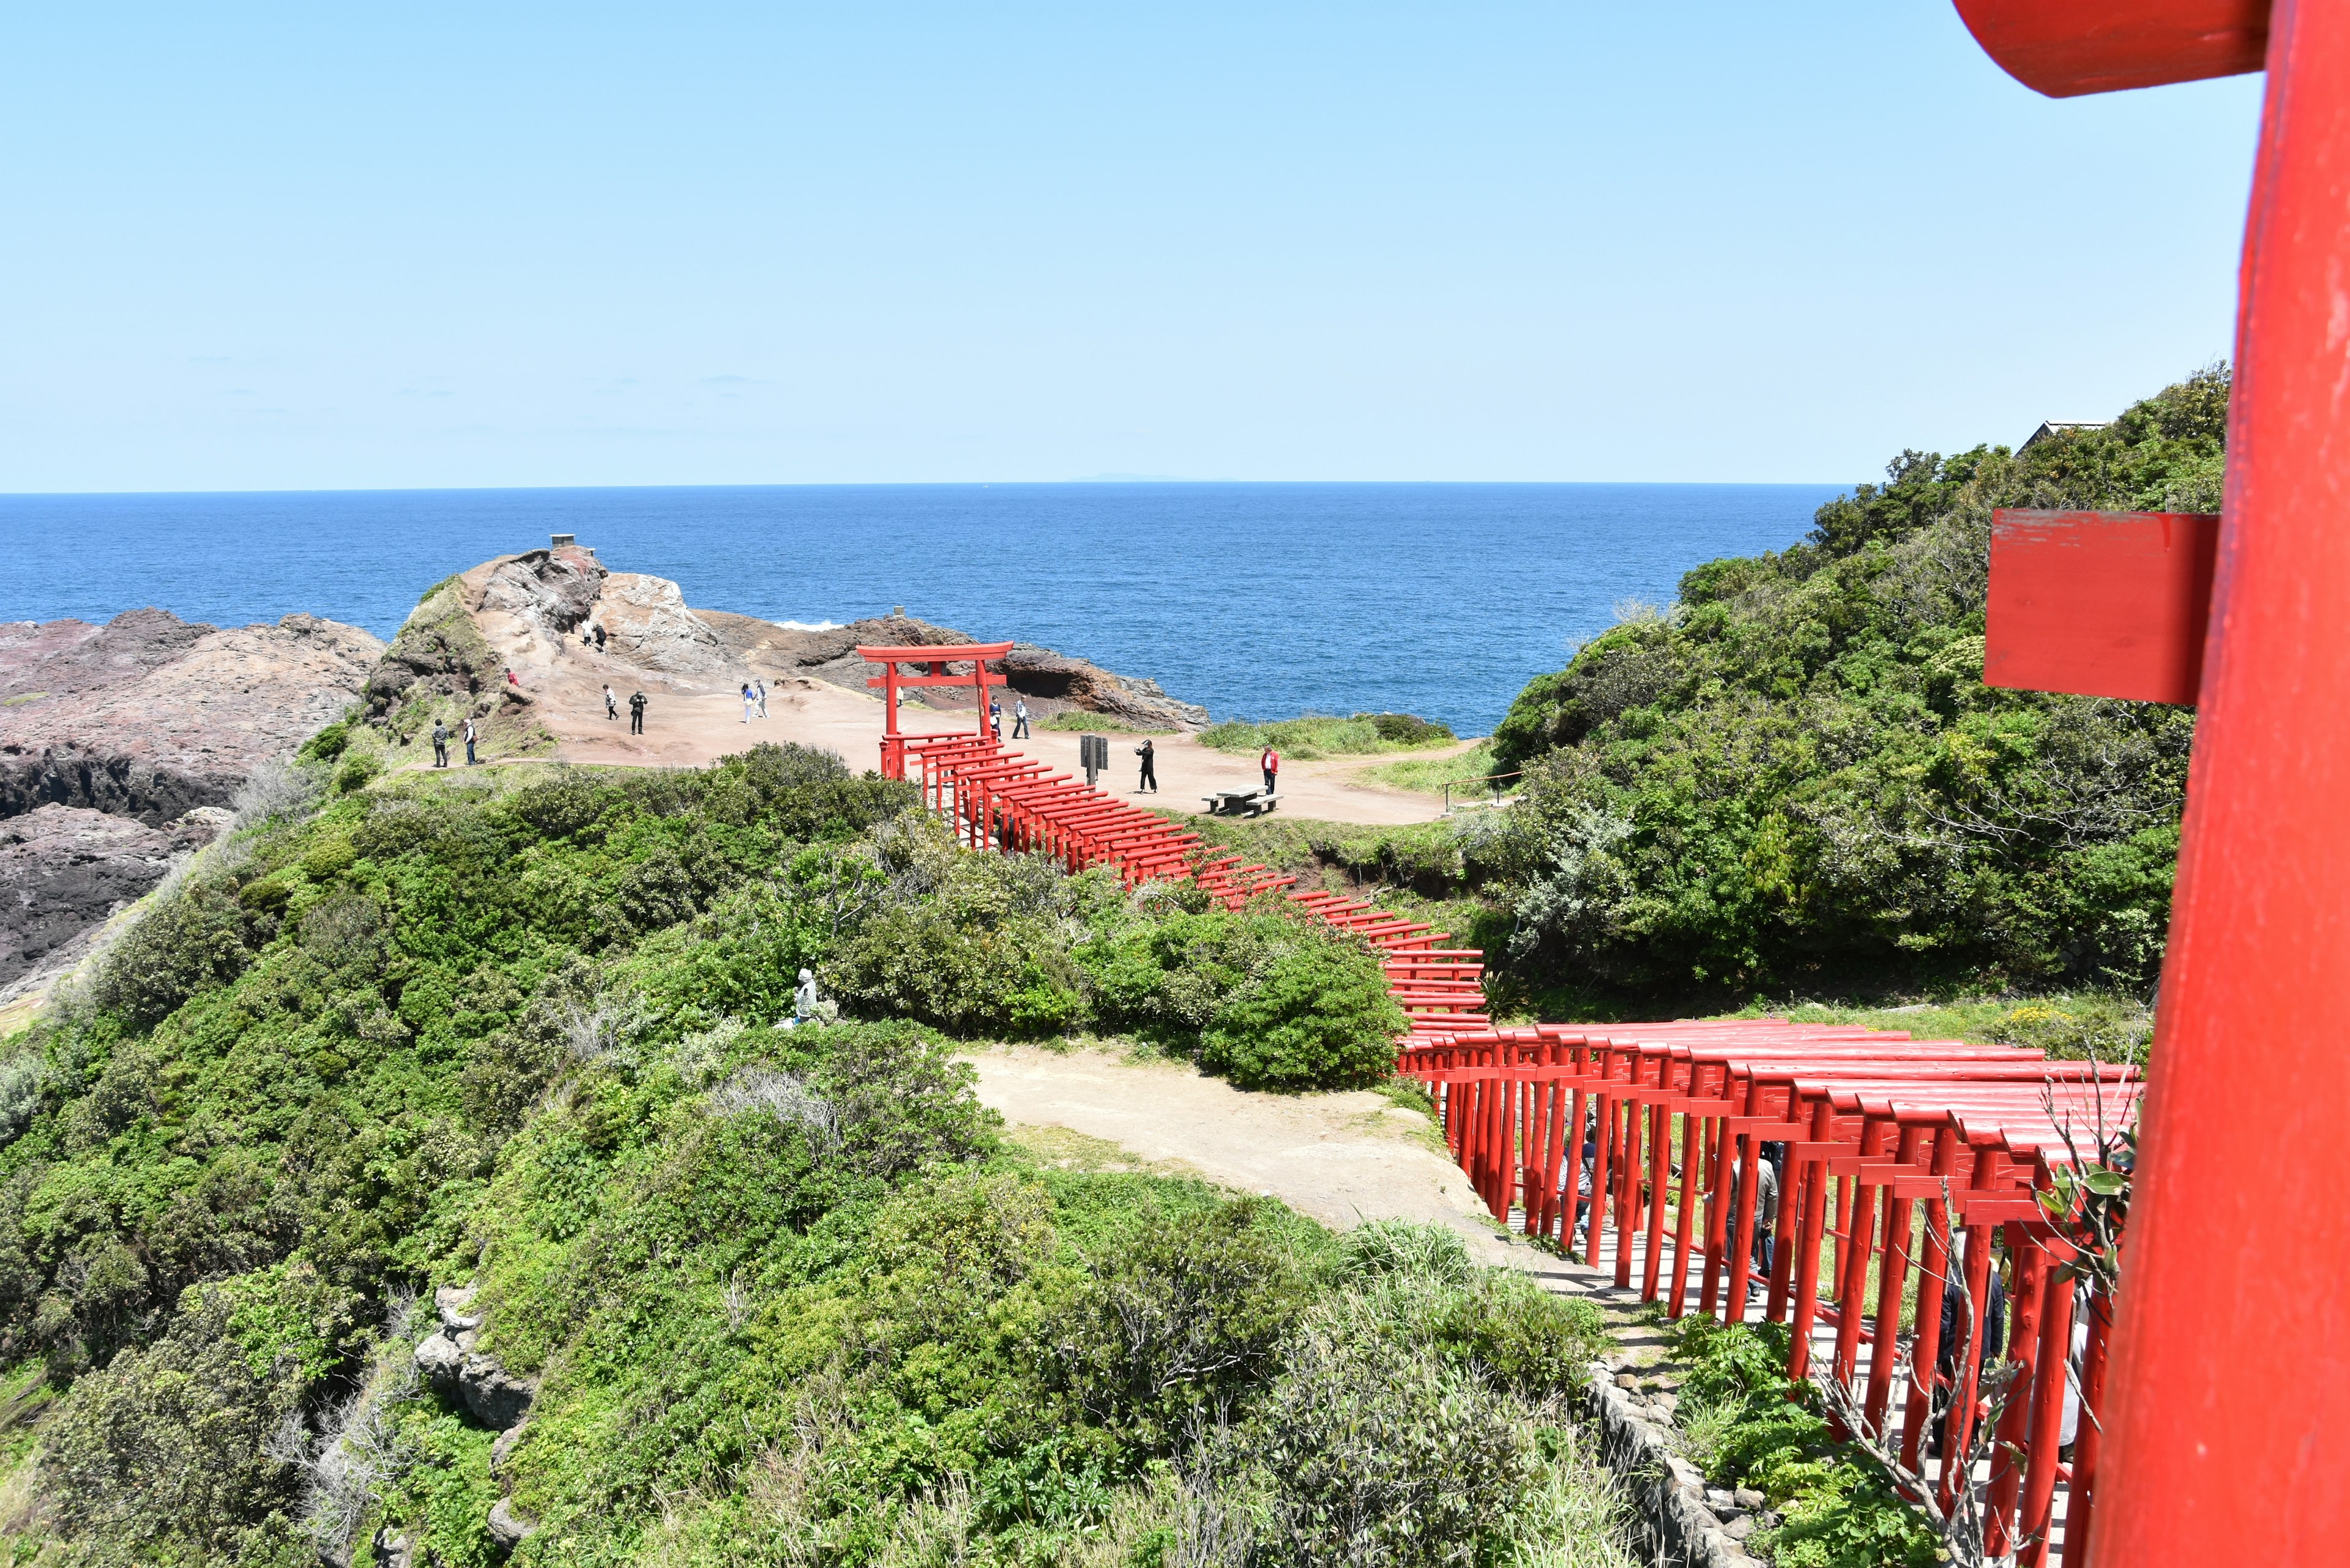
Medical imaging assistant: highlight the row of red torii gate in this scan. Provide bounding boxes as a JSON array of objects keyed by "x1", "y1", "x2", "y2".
[
  {"x1": 858, "y1": 641, "x2": 2130, "y2": 1562},
  {"x1": 849, "y1": 3, "x2": 2350, "y2": 1556}
]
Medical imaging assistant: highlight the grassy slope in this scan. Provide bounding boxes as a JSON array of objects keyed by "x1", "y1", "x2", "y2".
[{"x1": 0, "y1": 749, "x2": 1628, "y2": 1568}]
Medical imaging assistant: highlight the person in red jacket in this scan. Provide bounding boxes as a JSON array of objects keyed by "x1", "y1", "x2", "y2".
[{"x1": 1260, "y1": 744, "x2": 1279, "y2": 796}]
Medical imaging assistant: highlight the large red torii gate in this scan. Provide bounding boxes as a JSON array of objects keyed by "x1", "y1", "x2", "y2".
[
  {"x1": 857, "y1": 641, "x2": 1015, "y2": 779},
  {"x1": 1955, "y1": 3, "x2": 2345, "y2": 1563}
]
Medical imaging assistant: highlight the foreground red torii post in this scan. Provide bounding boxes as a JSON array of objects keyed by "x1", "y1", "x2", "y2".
[{"x1": 1956, "y1": 2, "x2": 2349, "y2": 1561}]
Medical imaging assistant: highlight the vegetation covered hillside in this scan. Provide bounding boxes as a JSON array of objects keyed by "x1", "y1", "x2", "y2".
[
  {"x1": 0, "y1": 744, "x2": 1623, "y2": 1567},
  {"x1": 1475, "y1": 369, "x2": 2225, "y2": 997}
]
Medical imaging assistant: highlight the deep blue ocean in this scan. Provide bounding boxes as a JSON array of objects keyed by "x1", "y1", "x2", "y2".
[{"x1": 0, "y1": 483, "x2": 1838, "y2": 736}]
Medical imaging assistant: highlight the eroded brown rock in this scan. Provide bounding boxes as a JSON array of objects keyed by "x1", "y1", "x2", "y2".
[
  {"x1": 0, "y1": 804, "x2": 230, "y2": 986},
  {"x1": 0, "y1": 610, "x2": 383, "y2": 821}
]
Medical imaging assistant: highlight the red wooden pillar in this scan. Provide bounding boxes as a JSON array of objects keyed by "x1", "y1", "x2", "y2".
[
  {"x1": 1668, "y1": 1095, "x2": 1706, "y2": 1318},
  {"x1": 2018, "y1": 1265, "x2": 2080, "y2": 1568},
  {"x1": 1948, "y1": 2, "x2": 2349, "y2": 1556},
  {"x1": 1986, "y1": 1240, "x2": 2050, "y2": 1560},
  {"x1": 1899, "y1": 1127, "x2": 1962, "y2": 1473},
  {"x1": 2092, "y1": 7, "x2": 2350, "y2": 1561},
  {"x1": 2062, "y1": 1290, "x2": 2114, "y2": 1566},
  {"x1": 1862, "y1": 1126, "x2": 1927, "y2": 1431},
  {"x1": 1785, "y1": 1101, "x2": 1838, "y2": 1382}
]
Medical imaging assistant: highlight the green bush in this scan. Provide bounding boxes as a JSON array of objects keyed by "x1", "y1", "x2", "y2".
[
  {"x1": 1662, "y1": 1316, "x2": 1939, "y2": 1568},
  {"x1": 1056, "y1": 1198, "x2": 1307, "y2": 1454},
  {"x1": 297, "y1": 719, "x2": 352, "y2": 763},
  {"x1": 332, "y1": 750, "x2": 384, "y2": 794},
  {"x1": 35, "y1": 1290, "x2": 305, "y2": 1566},
  {"x1": 1197, "y1": 922, "x2": 1407, "y2": 1091},
  {"x1": 1242, "y1": 1294, "x2": 1536, "y2": 1567},
  {"x1": 1196, "y1": 712, "x2": 1453, "y2": 760},
  {"x1": 1485, "y1": 370, "x2": 2223, "y2": 996}
]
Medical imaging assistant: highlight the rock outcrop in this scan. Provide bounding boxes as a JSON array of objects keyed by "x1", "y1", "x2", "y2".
[
  {"x1": 595, "y1": 572, "x2": 730, "y2": 675},
  {"x1": 0, "y1": 608, "x2": 381, "y2": 1006},
  {"x1": 414, "y1": 1285, "x2": 534, "y2": 1432},
  {"x1": 375, "y1": 547, "x2": 1210, "y2": 736},
  {"x1": 702, "y1": 610, "x2": 1210, "y2": 729},
  {"x1": 0, "y1": 610, "x2": 383, "y2": 821},
  {"x1": 0, "y1": 805, "x2": 229, "y2": 987}
]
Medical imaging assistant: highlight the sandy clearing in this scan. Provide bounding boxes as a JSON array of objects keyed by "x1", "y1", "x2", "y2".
[
  {"x1": 409, "y1": 629, "x2": 1459, "y2": 826},
  {"x1": 961, "y1": 1044, "x2": 1523, "y2": 1265}
]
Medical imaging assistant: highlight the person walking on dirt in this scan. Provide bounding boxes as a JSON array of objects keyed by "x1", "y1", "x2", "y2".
[
  {"x1": 431, "y1": 720, "x2": 450, "y2": 769},
  {"x1": 1012, "y1": 698, "x2": 1030, "y2": 739},
  {"x1": 1135, "y1": 737, "x2": 1158, "y2": 793},
  {"x1": 603, "y1": 684, "x2": 618, "y2": 721},
  {"x1": 592, "y1": 624, "x2": 606, "y2": 652},
  {"x1": 1260, "y1": 744, "x2": 1279, "y2": 796},
  {"x1": 756, "y1": 679, "x2": 768, "y2": 718},
  {"x1": 462, "y1": 716, "x2": 479, "y2": 766},
  {"x1": 629, "y1": 690, "x2": 647, "y2": 734},
  {"x1": 741, "y1": 683, "x2": 756, "y2": 723}
]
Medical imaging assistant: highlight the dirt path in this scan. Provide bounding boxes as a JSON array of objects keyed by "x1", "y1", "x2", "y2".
[{"x1": 963, "y1": 1044, "x2": 1526, "y2": 1264}]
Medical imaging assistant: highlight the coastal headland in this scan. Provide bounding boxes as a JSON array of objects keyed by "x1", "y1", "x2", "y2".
[{"x1": 365, "y1": 540, "x2": 1461, "y2": 825}]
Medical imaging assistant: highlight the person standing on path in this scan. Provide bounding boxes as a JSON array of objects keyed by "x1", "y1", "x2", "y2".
[
  {"x1": 1012, "y1": 698, "x2": 1030, "y2": 739},
  {"x1": 603, "y1": 684, "x2": 618, "y2": 721},
  {"x1": 756, "y1": 679, "x2": 768, "y2": 718},
  {"x1": 1260, "y1": 744, "x2": 1279, "y2": 796},
  {"x1": 462, "y1": 716, "x2": 479, "y2": 766},
  {"x1": 741, "y1": 683, "x2": 755, "y2": 723},
  {"x1": 1135, "y1": 737, "x2": 1158, "y2": 793},
  {"x1": 431, "y1": 721, "x2": 450, "y2": 769},
  {"x1": 629, "y1": 690, "x2": 647, "y2": 734}
]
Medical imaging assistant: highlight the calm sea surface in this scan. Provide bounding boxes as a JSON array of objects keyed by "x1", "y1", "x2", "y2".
[{"x1": 0, "y1": 483, "x2": 1837, "y2": 735}]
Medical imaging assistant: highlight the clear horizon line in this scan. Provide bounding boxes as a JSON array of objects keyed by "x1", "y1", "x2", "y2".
[{"x1": 0, "y1": 476, "x2": 1851, "y2": 499}]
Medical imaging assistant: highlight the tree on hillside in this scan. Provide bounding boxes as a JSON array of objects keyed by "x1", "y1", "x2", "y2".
[{"x1": 1482, "y1": 368, "x2": 2223, "y2": 996}]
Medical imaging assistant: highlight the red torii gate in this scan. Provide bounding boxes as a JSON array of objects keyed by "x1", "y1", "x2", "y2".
[
  {"x1": 1955, "y1": 3, "x2": 2346, "y2": 1563},
  {"x1": 857, "y1": 640, "x2": 1014, "y2": 780}
]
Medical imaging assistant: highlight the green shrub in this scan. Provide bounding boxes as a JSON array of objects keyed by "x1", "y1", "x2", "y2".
[
  {"x1": 1486, "y1": 370, "x2": 2226, "y2": 997},
  {"x1": 1197, "y1": 924, "x2": 1406, "y2": 1091},
  {"x1": 332, "y1": 750, "x2": 384, "y2": 794},
  {"x1": 1197, "y1": 712, "x2": 1453, "y2": 760},
  {"x1": 298, "y1": 720, "x2": 352, "y2": 763},
  {"x1": 1056, "y1": 1198, "x2": 1307, "y2": 1455},
  {"x1": 1242, "y1": 1294, "x2": 1535, "y2": 1567},
  {"x1": 85, "y1": 870, "x2": 266, "y2": 1028},
  {"x1": 35, "y1": 1290, "x2": 305, "y2": 1565},
  {"x1": 1661, "y1": 1317, "x2": 1939, "y2": 1568}
]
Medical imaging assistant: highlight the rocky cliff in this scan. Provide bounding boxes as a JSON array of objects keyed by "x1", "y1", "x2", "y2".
[
  {"x1": 0, "y1": 608, "x2": 382, "y2": 995},
  {"x1": 701, "y1": 610, "x2": 1211, "y2": 729},
  {"x1": 367, "y1": 545, "x2": 1210, "y2": 736}
]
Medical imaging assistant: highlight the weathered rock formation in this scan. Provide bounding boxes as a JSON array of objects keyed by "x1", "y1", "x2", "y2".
[
  {"x1": 1, "y1": 610, "x2": 382, "y2": 821},
  {"x1": 414, "y1": 1284, "x2": 534, "y2": 1431},
  {"x1": 377, "y1": 545, "x2": 1210, "y2": 734},
  {"x1": 0, "y1": 608, "x2": 382, "y2": 1003},
  {"x1": 703, "y1": 610, "x2": 1211, "y2": 729},
  {"x1": 0, "y1": 805, "x2": 231, "y2": 987},
  {"x1": 411, "y1": 1284, "x2": 538, "y2": 1553}
]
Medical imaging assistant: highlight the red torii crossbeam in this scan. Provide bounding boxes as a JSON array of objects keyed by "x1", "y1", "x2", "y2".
[{"x1": 1955, "y1": 2, "x2": 2349, "y2": 1562}]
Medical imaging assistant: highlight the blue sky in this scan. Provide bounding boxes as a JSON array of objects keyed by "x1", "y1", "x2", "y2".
[{"x1": 0, "y1": 2, "x2": 2262, "y2": 491}]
